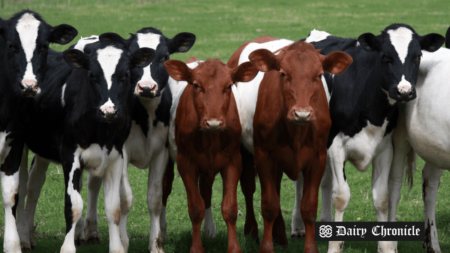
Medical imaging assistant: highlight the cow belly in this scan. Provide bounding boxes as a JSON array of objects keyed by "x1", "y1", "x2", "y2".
[
  {"x1": 0, "y1": 131, "x2": 12, "y2": 165},
  {"x1": 337, "y1": 120, "x2": 389, "y2": 171},
  {"x1": 80, "y1": 144, "x2": 120, "y2": 176}
]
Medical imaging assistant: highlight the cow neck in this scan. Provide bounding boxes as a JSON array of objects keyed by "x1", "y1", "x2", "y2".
[{"x1": 138, "y1": 90, "x2": 163, "y2": 119}]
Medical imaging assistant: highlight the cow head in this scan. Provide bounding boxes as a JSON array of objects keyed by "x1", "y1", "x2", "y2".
[
  {"x1": 63, "y1": 33, "x2": 155, "y2": 122},
  {"x1": 0, "y1": 10, "x2": 77, "y2": 97},
  {"x1": 127, "y1": 27, "x2": 196, "y2": 99},
  {"x1": 358, "y1": 24, "x2": 444, "y2": 103},
  {"x1": 249, "y1": 42, "x2": 352, "y2": 124},
  {"x1": 165, "y1": 58, "x2": 258, "y2": 131}
]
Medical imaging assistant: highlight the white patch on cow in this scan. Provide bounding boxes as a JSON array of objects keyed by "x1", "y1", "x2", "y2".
[
  {"x1": 1, "y1": 170, "x2": 21, "y2": 252},
  {"x1": 61, "y1": 83, "x2": 67, "y2": 107},
  {"x1": 233, "y1": 39, "x2": 294, "y2": 154},
  {"x1": 135, "y1": 33, "x2": 161, "y2": 94},
  {"x1": 356, "y1": 41, "x2": 361, "y2": 47},
  {"x1": 203, "y1": 208, "x2": 217, "y2": 238},
  {"x1": 97, "y1": 46, "x2": 123, "y2": 90},
  {"x1": 397, "y1": 75, "x2": 412, "y2": 92},
  {"x1": 381, "y1": 88, "x2": 397, "y2": 105},
  {"x1": 387, "y1": 27, "x2": 413, "y2": 64},
  {"x1": 100, "y1": 98, "x2": 115, "y2": 111},
  {"x1": 16, "y1": 13, "x2": 41, "y2": 82},
  {"x1": 74, "y1": 35, "x2": 99, "y2": 52},
  {"x1": 321, "y1": 75, "x2": 331, "y2": 103},
  {"x1": 305, "y1": 29, "x2": 331, "y2": 43},
  {"x1": 0, "y1": 131, "x2": 13, "y2": 166}
]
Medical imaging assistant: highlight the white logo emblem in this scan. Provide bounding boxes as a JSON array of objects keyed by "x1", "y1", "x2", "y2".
[{"x1": 319, "y1": 225, "x2": 333, "y2": 238}]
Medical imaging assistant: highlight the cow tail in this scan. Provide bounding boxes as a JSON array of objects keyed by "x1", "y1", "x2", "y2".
[{"x1": 405, "y1": 146, "x2": 417, "y2": 191}]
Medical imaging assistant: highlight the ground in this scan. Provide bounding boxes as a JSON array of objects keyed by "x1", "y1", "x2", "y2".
[{"x1": 1, "y1": 0, "x2": 450, "y2": 252}]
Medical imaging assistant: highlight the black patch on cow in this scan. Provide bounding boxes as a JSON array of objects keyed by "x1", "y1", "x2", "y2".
[
  {"x1": 343, "y1": 162, "x2": 347, "y2": 181},
  {"x1": 153, "y1": 87, "x2": 172, "y2": 127},
  {"x1": 12, "y1": 193, "x2": 19, "y2": 219},
  {"x1": 72, "y1": 168, "x2": 82, "y2": 193},
  {"x1": 131, "y1": 97, "x2": 150, "y2": 138},
  {"x1": 446, "y1": 26, "x2": 450, "y2": 49}
]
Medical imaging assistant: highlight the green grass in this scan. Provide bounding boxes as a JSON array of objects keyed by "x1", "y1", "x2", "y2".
[{"x1": 1, "y1": 0, "x2": 450, "y2": 252}]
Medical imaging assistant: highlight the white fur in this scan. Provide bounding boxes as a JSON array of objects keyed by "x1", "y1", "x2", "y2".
[
  {"x1": 97, "y1": 46, "x2": 123, "y2": 90},
  {"x1": 1, "y1": 170, "x2": 21, "y2": 253},
  {"x1": 203, "y1": 208, "x2": 217, "y2": 238},
  {"x1": 0, "y1": 131, "x2": 12, "y2": 166},
  {"x1": 74, "y1": 35, "x2": 99, "y2": 51},
  {"x1": 135, "y1": 33, "x2": 161, "y2": 95},
  {"x1": 61, "y1": 83, "x2": 67, "y2": 107},
  {"x1": 16, "y1": 13, "x2": 40, "y2": 83},
  {"x1": 305, "y1": 29, "x2": 331, "y2": 43},
  {"x1": 387, "y1": 27, "x2": 413, "y2": 64},
  {"x1": 100, "y1": 98, "x2": 115, "y2": 111}
]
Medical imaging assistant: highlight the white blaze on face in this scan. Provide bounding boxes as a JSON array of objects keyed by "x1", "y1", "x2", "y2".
[
  {"x1": 97, "y1": 46, "x2": 123, "y2": 111},
  {"x1": 16, "y1": 13, "x2": 41, "y2": 83},
  {"x1": 397, "y1": 75, "x2": 412, "y2": 93},
  {"x1": 74, "y1": 35, "x2": 99, "y2": 52},
  {"x1": 135, "y1": 33, "x2": 161, "y2": 93},
  {"x1": 305, "y1": 29, "x2": 331, "y2": 43},
  {"x1": 387, "y1": 27, "x2": 413, "y2": 64}
]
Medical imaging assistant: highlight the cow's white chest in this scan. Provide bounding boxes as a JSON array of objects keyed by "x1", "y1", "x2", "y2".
[
  {"x1": 0, "y1": 131, "x2": 13, "y2": 165},
  {"x1": 233, "y1": 39, "x2": 294, "y2": 154},
  {"x1": 333, "y1": 120, "x2": 389, "y2": 171},
  {"x1": 80, "y1": 144, "x2": 120, "y2": 176}
]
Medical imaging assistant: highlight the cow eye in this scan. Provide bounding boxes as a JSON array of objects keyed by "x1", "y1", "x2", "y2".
[
  {"x1": 381, "y1": 55, "x2": 392, "y2": 64},
  {"x1": 7, "y1": 42, "x2": 16, "y2": 53},
  {"x1": 121, "y1": 71, "x2": 130, "y2": 82}
]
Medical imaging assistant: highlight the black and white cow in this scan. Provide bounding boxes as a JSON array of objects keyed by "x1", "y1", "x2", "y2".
[
  {"x1": 22, "y1": 28, "x2": 195, "y2": 252},
  {"x1": 0, "y1": 10, "x2": 77, "y2": 252},
  {"x1": 290, "y1": 25, "x2": 444, "y2": 253}
]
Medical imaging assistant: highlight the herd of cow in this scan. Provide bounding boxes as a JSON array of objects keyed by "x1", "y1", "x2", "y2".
[{"x1": 1, "y1": 9, "x2": 450, "y2": 253}]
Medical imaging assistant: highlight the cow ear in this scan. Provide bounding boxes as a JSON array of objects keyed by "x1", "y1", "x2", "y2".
[
  {"x1": 169, "y1": 32, "x2": 196, "y2": 54},
  {"x1": 130, "y1": 48, "x2": 155, "y2": 69},
  {"x1": 419, "y1": 33, "x2": 445, "y2": 52},
  {"x1": 99, "y1": 33, "x2": 128, "y2": 47},
  {"x1": 322, "y1": 51, "x2": 353, "y2": 75},
  {"x1": 50, "y1": 24, "x2": 78, "y2": 45},
  {"x1": 446, "y1": 27, "x2": 450, "y2": 49},
  {"x1": 164, "y1": 60, "x2": 193, "y2": 83},
  {"x1": 248, "y1": 49, "x2": 279, "y2": 72},
  {"x1": 358, "y1": 33, "x2": 381, "y2": 52},
  {"x1": 63, "y1": 49, "x2": 89, "y2": 69},
  {"x1": 232, "y1": 62, "x2": 259, "y2": 83}
]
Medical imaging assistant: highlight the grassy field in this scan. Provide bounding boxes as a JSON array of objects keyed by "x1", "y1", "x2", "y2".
[{"x1": 1, "y1": 0, "x2": 450, "y2": 252}]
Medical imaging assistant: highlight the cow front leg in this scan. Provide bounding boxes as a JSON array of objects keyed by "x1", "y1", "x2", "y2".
[
  {"x1": 161, "y1": 158, "x2": 174, "y2": 241},
  {"x1": 103, "y1": 157, "x2": 126, "y2": 253},
  {"x1": 60, "y1": 149, "x2": 84, "y2": 253},
  {"x1": 272, "y1": 168, "x2": 287, "y2": 247},
  {"x1": 147, "y1": 147, "x2": 169, "y2": 253},
  {"x1": 17, "y1": 146, "x2": 31, "y2": 251},
  {"x1": 1, "y1": 140, "x2": 24, "y2": 253},
  {"x1": 301, "y1": 152, "x2": 326, "y2": 253},
  {"x1": 200, "y1": 174, "x2": 216, "y2": 238},
  {"x1": 118, "y1": 159, "x2": 133, "y2": 252},
  {"x1": 26, "y1": 155, "x2": 50, "y2": 250},
  {"x1": 319, "y1": 163, "x2": 333, "y2": 222},
  {"x1": 422, "y1": 163, "x2": 443, "y2": 253},
  {"x1": 220, "y1": 156, "x2": 242, "y2": 253},
  {"x1": 372, "y1": 137, "x2": 395, "y2": 253},
  {"x1": 239, "y1": 146, "x2": 258, "y2": 243},
  {"x1": 74, "y1": 173, "x2": 85, "y2": 247},
  {"x1": 291, "y1": 172, "x2": 305, "y2": 240},
  {"x1": 84, "y1": 173, "x2": 102, "y2": 245}
]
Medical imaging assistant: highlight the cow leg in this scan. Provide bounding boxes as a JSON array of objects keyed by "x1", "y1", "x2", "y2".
[
  {"x1": 119, "y1": 151, "x2": 133, "y2": 253},
  {"x1": 161, "y1": 158, "x2": 174, "y2": 241},
  {"x1": 422, "y1": 163, "x2": 443, "y2": 253},
  {"x1": 102, "y1": 157, "x2": 126, "y2": 253},
  {"x1": 178, "y1": 157, "x2": 204, "y2": 253},
  {"x1": 147, "y1": 147, "x2": 169, "y2": 253},
  {"x1": 254, "y1": 151, "x2": 279, "y2": 253},
  {"x1": 291, "y1": 172, "x2": 305, "y2": 240},
  {"x1": 302, "y1": 152, "x2": 326, "y2": 253},
  {"x1": 84, "y1": 172, "x2": 102, "y2": 244},
  {"x1": 1, "y1": 140, "x2": 24, "y2": 253},
  {"x1": 74, "y1": 174, "x2": 86, "y2": 247},
  {"x1": 372, "y1": 137, "x2": 395, "y2": 253},
  {"x1": 200, "y1": 174, "x2": 216, "y2": 238},
  {"x1": 17, "y1": 146, "x2": 31, "y2": 251},
  {"x1": 319, "y1": 163, "x2": 333, "y2": 222},
  {"x1": 239, "y1": 147, "x2": 258, "y2": 243},
  {"x1": 220, "y1": 155, "x2": 242, "y2": 253},
  {"x1": 26, "y1": 155, "x2": 50, "y2": 249},
  {"x1": 60, "y1": 149, "x2": 84, "y2": 253},
  {"x1": 327, "y1": 141, "x2": 348, "y2": 253},
  {"x1": 272, "y1": 168, "x2": 287, "y2": 247}
]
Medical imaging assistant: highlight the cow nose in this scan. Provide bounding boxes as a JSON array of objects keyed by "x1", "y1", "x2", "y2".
[
  {"x1": 22, "y1": 79, "x2": 37, "y2": 87},
  {"x1": 206, "y1": 119, "x2": 222, "y2": 131},
  {"x1": 396, "y1": 85, "x2": 415, "y2": 101},
  {"x1": 294, "y1": 110, "x2": 311, "y2": 122},
  {"x1": 100, "y1": 106, "x2": 118, "y2": 119},
  {"x1": 137, "y1": 81, "x2": 158, "y2": 96},
  {"x1": 21, "y1": 79, "x2": 40, "y2": 97}
]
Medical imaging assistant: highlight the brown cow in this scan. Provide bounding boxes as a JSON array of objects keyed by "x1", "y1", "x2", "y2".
[
  {"x1": 226, "y1": 37, "x2": 353, "y2": 253},
  {"x1": 164, "y1": 58, "x2": 258, "y2": 253}
]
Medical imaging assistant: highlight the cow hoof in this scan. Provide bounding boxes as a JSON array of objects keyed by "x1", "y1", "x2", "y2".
[
  {"x1": 75, "y1": 239, "x2": 86, "y2": 247},
  {"x1": 290, "y1": 233, "x2": 305, "y2": 241},
  {"x1": 21, "y1": 247, "x2": 32, "y2": 252},
  {"x1": 87, "y1": 238, "x2": 100, "y2": 245}
]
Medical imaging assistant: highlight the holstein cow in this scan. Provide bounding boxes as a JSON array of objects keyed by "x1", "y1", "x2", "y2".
[
  {"x1": 164, "y1": 57, "x2": 259, "y2": 253},
  {"x1": 388, "y1": 26, "x2": 450, "y2": 253},
  {"x1": 291, "y1": 25, "x2": 444, "y2": 253},
  {"x1": 14, "y1": 34, "x2": 154, "y2": 253},
  {"x1": 22, "y1": 28, "x2": 195, "y2": 252},
  {"x1": 0, "y1": 10, "x2": 77, "y2": 252},
  {"x1": 228, "y1": 37, "x2": 353, "y2": 253}
]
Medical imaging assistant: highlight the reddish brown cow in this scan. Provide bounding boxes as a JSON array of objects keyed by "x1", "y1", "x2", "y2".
[
  {"x1": 164, "y1": 58, "x2": 258, "y2": 253},
  {"x1": 226, "y1": 38, "x2": 353, "y2": 253}
]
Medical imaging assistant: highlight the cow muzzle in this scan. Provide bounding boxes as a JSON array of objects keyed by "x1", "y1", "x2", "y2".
[
  {"x1": 292, "y1": 109, "x2": 313, "y2": 124},
  {"x1": 100, "y1": 106, "x2": 118, "y2": 122},
  {"x1": 21, "y1": 79, "x2": 41, "y2": 97},
  {"x1": 205, "y1": 119, "x2": 223, "y2": 131},
  {"x1": 394, "y1": 85, "x2": 416, "y2": 102},
  {"x1": 136, "y1": 81, "x2": 158, "y2": 98}
]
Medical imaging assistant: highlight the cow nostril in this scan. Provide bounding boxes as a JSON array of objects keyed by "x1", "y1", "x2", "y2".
[
  {"x1": 206, "y1": 119, "x2": 222, "y2": 129},
  {"x1": 294, "y1": 111, "x2": 311, "y2": 119}
]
